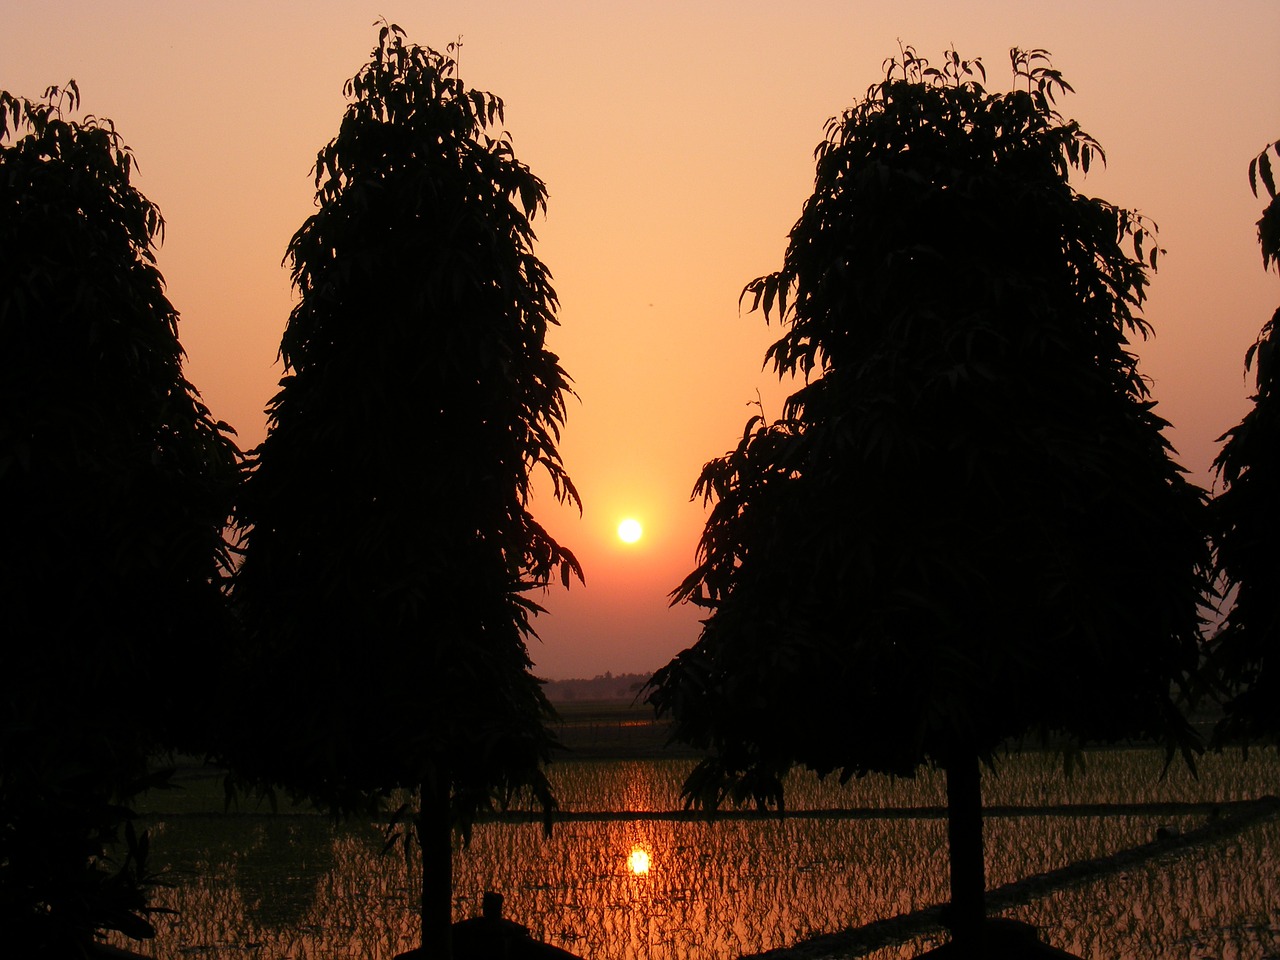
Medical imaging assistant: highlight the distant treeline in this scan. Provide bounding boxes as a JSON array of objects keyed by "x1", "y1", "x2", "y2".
[{"x1": 542, "y1": 672, "x2": 651, "y2": 703}]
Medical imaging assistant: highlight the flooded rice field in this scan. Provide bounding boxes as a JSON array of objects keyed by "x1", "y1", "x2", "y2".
[{"x1": 121, "y1": 748, "x2": 1279, "y2": 960}]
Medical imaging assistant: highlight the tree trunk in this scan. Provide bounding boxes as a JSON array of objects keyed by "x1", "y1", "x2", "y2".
[
  {"x1": 944, "y1": 754, "x2": 985, "y2": 956},
  {"x1": 418, "y1": 778, "x2": 453, "y2": 960}
]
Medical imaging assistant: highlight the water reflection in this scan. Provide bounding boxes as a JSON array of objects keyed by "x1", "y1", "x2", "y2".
[
  {"x1": 627, "y1": 847, "x2": 651, "y2": 876},
  {"x1": 130, "y1": 812, "x2": 1271, "y2": 960},
  {"x1": 115, "y1": 752, "x2": 1280, "y2": 960}
]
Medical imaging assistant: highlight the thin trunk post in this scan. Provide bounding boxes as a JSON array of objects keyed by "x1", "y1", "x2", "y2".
[
  {"x1": 418, "y1": 777, "x2": 454, "y2": 960},
  {"x1": 944, "y1": 754, "x2": 985, "y2": 955}
]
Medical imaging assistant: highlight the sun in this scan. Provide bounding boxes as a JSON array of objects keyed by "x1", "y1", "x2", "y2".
[{"x1": 617, "y1": 518, "x2": 643, "y2": 544}]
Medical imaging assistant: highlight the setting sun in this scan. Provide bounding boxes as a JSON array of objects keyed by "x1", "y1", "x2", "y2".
[
  {"x1": 627, "y1": 847, "x2": 651, "y2": 876},
  {"x1": 617, "y1": 518, "x2": 643, "y2": 544}
]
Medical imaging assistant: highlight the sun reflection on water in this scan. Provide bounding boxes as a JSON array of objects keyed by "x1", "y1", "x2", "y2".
[{"x1": 626, "y1": 846, "x2": 651, "y2": 876}]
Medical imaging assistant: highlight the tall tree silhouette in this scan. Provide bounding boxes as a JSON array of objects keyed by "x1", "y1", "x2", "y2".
[
  {"x1": 1210, "y1": 139, "x2": 1280, "y2": 745},
  {"x1": 648, "y1": 48, "x2": 1208, "y2": 956},
  {"x1": 230, "y1": 25, "x2": 580, "y2": 959},
  {"x1": 0, "y1": 85, "x2": 241, "y2": 954}
]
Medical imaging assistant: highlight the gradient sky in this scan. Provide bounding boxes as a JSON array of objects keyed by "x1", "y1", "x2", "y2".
[{"x1": 5, "y1": 2, "x2": 1277, "y2": 679}]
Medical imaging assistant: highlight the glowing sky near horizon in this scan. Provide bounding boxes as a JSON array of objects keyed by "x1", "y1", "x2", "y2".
[{"x1": 5, "y1": 1, "x2": 1277, "y2": 679}]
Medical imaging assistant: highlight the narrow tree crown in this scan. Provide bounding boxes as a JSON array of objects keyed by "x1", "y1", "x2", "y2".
[
  {"x1": 1, "y1": 81, "x2": 240, "y2": 719},
  {"x1": 650, "y1": 48, "x2": 1208, "y2": 809},
  {"x1": 1, "y1": 83, "x2": 240, "y2": 948},
  {"x1": 231, "y1": 26, "x2": 578, "y2": 829},
  {"x1": 1209, "y1": 139, "x2": 1280, "y2": 745}
]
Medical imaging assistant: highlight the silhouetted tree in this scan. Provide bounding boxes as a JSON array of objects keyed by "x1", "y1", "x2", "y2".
[
  {"x1": 1209, "y1": 140, "x2": 1280, "y2": 746},
  {"x1": 0, "y1": 84, "x2": 241, "y2": 955},
  {"x1": 229, "y1": 25, "x2": 580, "y2": 959},
  {"x1": 648, "y1": 48, "x2": 1209, "y2": 956}
]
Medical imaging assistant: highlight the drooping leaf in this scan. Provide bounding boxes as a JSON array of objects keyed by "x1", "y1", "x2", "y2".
[{"x1": 1259, "y1": 149, "x2": 1276, "y2": 200}]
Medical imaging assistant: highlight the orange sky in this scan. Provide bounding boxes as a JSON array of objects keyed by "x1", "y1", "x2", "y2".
[{"x1": 5, "y1": 2, "x2": 1277, "y2": 679}]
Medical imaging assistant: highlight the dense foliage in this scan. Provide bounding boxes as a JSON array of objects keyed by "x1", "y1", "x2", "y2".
[
  {"x1": 648, "y1": 47, "x2": 1210, "y2": 947},
  {"x1": 229, "y1": 24, "x2": 580, "y2": 952},
  {"x1": 0, "y1": 83, "x2": 241, "y2": 953},
  {"x1": 1210, "y1": 139, "x2": 1280, "y2": 745}
]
